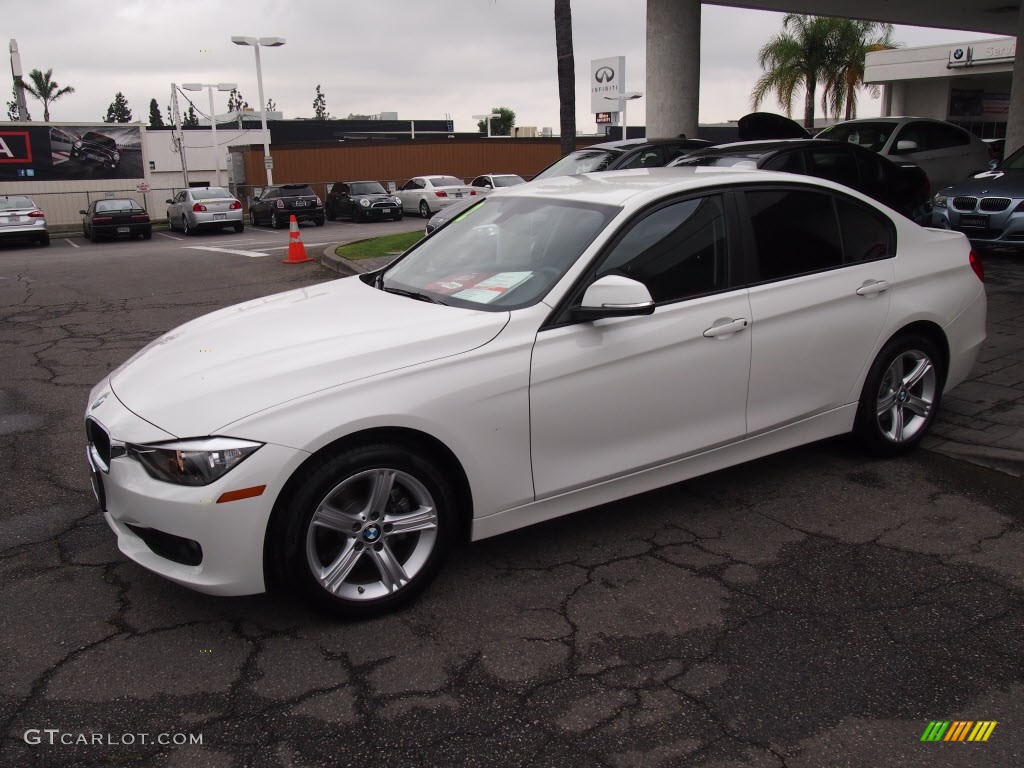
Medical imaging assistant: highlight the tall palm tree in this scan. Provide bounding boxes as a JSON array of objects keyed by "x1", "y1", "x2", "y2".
[
  {"x1": 751, "y1": 14, "x2": 840, "y2": 129},
  {"x1": 554, "y1": 0, "x2": 575, "y2": 156},
  {"x1": 822, "y1": 21, "x2": 897, "y2": 120},
  {"x1": 22, "y1": 68, "x2": 75, "y2": 122}
]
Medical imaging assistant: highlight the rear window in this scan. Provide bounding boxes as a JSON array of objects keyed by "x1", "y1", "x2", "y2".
[
  {"x1": 816, "y1": 122, "x2": 897, "y2": 153},
  {"x1": 281, "y1": 185, "x2": 315, "y2": 197},
  {"x1": 95, "y1": 200, "x2": 143, "y2": 213},
  {"x1": 671, "y1": 155, "x2": 758, "y2": 168},
  {"x1": 533, "y1": 149, "x2": 617, "y2": 180},
  {"x1": 0, "y1": 196, "x2": 35, "y2": 210},
  {"x1": 193, "y1": 188, "x2": 232, "y2": 199},
  {"x1": 493, "y1": 175, "x2": 525, "y2": 187},
  {"x1": 429, "y1": 177, "x2": 464, "y2": 188}
]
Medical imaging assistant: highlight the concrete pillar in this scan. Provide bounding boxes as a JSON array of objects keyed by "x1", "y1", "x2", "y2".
[
  {"x1": 889, "y1": 82, "x2": 907, "y2": 117},
  {"x1": 646, "y1": 0, "x2": 700, "y2": 138},
  {"x1": 1005, "y1": 10, "x2": 1024, "y2": 156},
  {"x1": 880, "y1": 84, "x2": 891, "y2": 117}
]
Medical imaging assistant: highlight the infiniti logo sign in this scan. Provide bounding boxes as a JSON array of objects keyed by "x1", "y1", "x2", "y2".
[{"x1": 595, "y1": 67, "x2": 615, "y2": 83}]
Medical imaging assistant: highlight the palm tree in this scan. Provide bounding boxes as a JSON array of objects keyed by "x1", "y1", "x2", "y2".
[
  {"x1": 22, "y1": 68, "x2": 75, "y2": 122},
  {"x1": 751, "y1": 14, "x2": 840, "y2": 129},
  {"x1": 822, "y1": 21, "x2": 898, "y2": 120},
  {"x1": 554, "y1": 0, "x2": 575, "y2": 156}
]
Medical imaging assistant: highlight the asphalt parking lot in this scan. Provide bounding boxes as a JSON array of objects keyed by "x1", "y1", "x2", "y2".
[{"x1": 0, "y1": 232, "x2": 1021, "y2": 768}]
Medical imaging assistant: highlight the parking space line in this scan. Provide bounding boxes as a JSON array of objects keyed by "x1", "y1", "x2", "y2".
[
  {"x1": 157, "y1": 232, "x2": 184, "y2": 241},
  {"x1": 184, "y1": 246, "x2": 269, "y2": 258},
  {"x1": 64, "y1": 239, "x2": 80, "y2": 248}
]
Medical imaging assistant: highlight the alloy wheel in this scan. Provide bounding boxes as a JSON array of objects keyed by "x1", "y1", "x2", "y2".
[{"x1": 875, "y1": 349, "x2": 937, "y2": 443}]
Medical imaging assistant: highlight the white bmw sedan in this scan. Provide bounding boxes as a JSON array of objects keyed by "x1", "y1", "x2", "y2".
[
  {"x1": 397, "y1": 175, "x2": 478, "y2": 219},
  {"x1": 86, "y1": 168, "x2": 986, "y2": 618}
]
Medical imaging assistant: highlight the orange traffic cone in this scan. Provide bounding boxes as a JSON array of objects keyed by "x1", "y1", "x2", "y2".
[{"x1": 282, "y1": 215, "x2": 313, "y2": 264}]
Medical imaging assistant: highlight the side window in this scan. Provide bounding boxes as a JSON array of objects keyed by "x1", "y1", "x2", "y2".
[
  {"x1": 895, "y1": 121, "x2": 967, "y2": 152},
  {"x1": 471, "y1": 177, "x2": 486, "y2": 187},
  {"x1": 338, "y1": 184, "x2": 349, "y2": 195},
  {"x1": 746, "y1": 189, "x2": 843, "y2": 281},
  {"x1": 808, "y1": 148, "x2": 858, "y2": 188},
  {"x1": 619, "y1": 147, "x2": 666, "y2": 169},
  {"x1": 400, "y1": 180, "x2": 415, "y2": 191},
  {"x1": 594, "y1": 195, "x2": 729, "y2": 303},
  {"x1": 836, "y1": 198, "x2": 896, "y2": 263},
  {"x1": 762, "y1": 151, "x2": 806, "y2": 174}
]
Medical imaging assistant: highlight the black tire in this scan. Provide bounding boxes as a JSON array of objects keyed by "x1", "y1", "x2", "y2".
[
  {"x1": 326, "y1": 208, "x2": 337, "y2": 222},
  {"x1": 854, "y1": 332, "x2": 946, "y2": 457},
  {"x1": 419, "y1": 200, "x2": 431, "y2": 219},
  {"x1": 269, "y1": 443, "x2": 457, "y2": 619},
  {"x1": 182, "y1": 216, "x2": 192, "y2": 236},
  {"x1": 38, "y1": 233, "x2": 50, "y2": 246},
  {"x1": 143, "y1": 229, "x2": 152, "y2": 240},
  {"x1": 393, "y1": 214, "x2": 404, "y2": 222},
  {"x1": 233, "y1": 221, "x2": 244, "y2": 233},
  {"x1": 314, "y1": 216, "x2": 324, "y2": 227},
  {"x1": 351, "y1": 208, "x2": 362, "y2": 223},
  {"x1": 88, "y1": 227, "x2": 98, "y2": 243},
  {"x1": 250, "y1": 209, "x2": 258, "y2": 226},
  {"x1": 271, "y1": 214, "x2": 283, "y2": 230}
]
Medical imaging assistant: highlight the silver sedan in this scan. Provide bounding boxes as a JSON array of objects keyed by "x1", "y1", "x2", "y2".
[{"x1": 166, "y1": 187, "x2": 244, "y2": 235}]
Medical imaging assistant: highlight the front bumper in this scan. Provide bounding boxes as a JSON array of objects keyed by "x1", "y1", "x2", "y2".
[
  {"x1": 85, "y1": 386, "x2": 309, "y2": 596},
  {"x1": 932, "y1": 202, "x2": 1024, "y2": 251}
]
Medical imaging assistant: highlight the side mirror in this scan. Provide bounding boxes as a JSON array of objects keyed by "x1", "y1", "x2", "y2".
[
  {"x1": 894, "y1": 140, "x2": 918, "y2": 154},
  {"x1": 79, "y1": 209, "x2": 87, "y2": 215},
  {"x1": 573, "y1": 276, "x2": 655, "y2": 322},
  {"x1": 165, "y1": 199, "x2": 173, "y2": 204}
]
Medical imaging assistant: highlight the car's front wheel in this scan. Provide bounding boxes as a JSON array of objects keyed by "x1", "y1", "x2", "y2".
[
  {"x1": 270, "y1": 443, "x2": 456, "y2": 618},
  {"x1": 855, "y1": 333, "x2": 945, "y2": 456},
  {"x1": 250, "y1": 209, "x2": 258, "y2": 226}
]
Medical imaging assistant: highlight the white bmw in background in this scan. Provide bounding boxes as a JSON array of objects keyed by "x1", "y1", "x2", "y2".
[
  {"x1": 86, "y1": 168, "x2": 986, "y2": 618},
  {"x1": 396, "y1": 175, "x2": 478, "y2": 219}
]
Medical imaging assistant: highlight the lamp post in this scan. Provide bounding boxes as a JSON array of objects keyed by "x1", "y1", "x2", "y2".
[
  {"x1": 231, "y1": 35, "x2": 285, "y2": 185},
  {"x1": 182, "y1": 82, "x2": 236, "y2": 187},
  {"x1": 604, "y1": 91, "x2": 643, "y2": 140},
  {"x1": 472, "y1": 113, "x2": 502, "y2": 138}
]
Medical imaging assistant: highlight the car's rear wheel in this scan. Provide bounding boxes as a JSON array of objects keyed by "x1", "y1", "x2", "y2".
[
  {"x1": 855, "y1": 333, "x2": 945, "y2": 456},
  {"x1": 234, "y1": 221, "x2": 244, "y2": 233},
  {"x1": 271, "y1": 443, "x2": 456, "y2": 618},
  {"x1": 419, "y1": 201, "x2": 431, "y2": 219},
  {"x1": 182, "y1": 216, "x2": 192, "y2": 236},
  {"x1": 88, "y1": 227, "x2": 98, "y2": 243},
  {"x1": 314, "y1": 216, "x2": 324, "y2": 227},
  {"x1": 271, "y1": 214, "x2": 282, "y2": 229},
  {"x1": 142, "y1": 228, "x2": 152, "y2": 240}
]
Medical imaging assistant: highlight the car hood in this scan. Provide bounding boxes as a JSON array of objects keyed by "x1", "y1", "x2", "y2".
[
  {"x1": 109, "y1": 277, "x2": 509, "y2": 437},
  {"x1": 944, "y1": 169, "x2": 1024, "y2": 196},
  {"x1": 353, "y1": 193, "x2": 394, "y2": 201}
]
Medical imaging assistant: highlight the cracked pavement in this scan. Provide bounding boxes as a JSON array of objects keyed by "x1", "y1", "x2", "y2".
[{"x1": 1, "y1": 237, "x2": 1022, "y2": 768}]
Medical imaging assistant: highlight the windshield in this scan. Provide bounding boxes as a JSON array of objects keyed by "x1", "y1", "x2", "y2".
[
  {"x1": 351, "y1": 182, "x2": 388, "y2": 195},
  {"x1": 533, "y1": 149, "x2": 618, "y2": 181},
  {"x1": 816, "y1": 122, "x2": 897, "y2": 152},
  {"x1": 82, "y1": 133, "x2": 116, "y2": 147},
  {"x1": 670, "y1": 155, "x2": 755, "y2": 168},
  {"x1": 381, "y1": 196, "x2": 616, "y2": 311},
  {"x1": 494, "y1": 175, "x2": 525, "y2": 187},
  {"x1": 0, "y1": 196, "x2": 35, "y2": 210},
  {"x1": 429, "y1": 176, "x2": 465, "y2": 188}
]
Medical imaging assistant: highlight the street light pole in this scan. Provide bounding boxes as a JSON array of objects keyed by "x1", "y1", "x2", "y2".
[
  {"x1": 472, "y1": 113, "x2": 502, "y2": 138},
  {"x1": 604, "y1": 92, "x2": 643, "y2": 140},
  {"x1": 231, "y1": 36, "x2": 286, "y2": 186},
  {"x1": 182, "y1": 82, "x2": 236, "y2": 188}
]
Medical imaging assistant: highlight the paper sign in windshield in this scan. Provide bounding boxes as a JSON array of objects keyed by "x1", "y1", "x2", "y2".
[{"x1": 451, "y1": 272, "x2": 534, "y2": 303}]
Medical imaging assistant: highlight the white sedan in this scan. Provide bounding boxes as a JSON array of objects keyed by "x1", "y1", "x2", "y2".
[
  {"x1": 85, "y1": 168, "x2": 986, "y2": 618},
  {"x1": 397, "y1": 175, "x2": 478, "y2": 218}
]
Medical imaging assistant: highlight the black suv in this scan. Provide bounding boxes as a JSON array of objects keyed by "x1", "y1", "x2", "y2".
[
  {"x1": 326, "y1": 181, "x2": 403, "y2": 222},
  {"x1": 70, "y1": 131, "x2": 120, "y2": 169},
  {"x1": 531, "y1": 137, "x2": 712, "y2": 180},
  {"x1": 250, "y1": 184, "x2": 325, "y2": 228}
]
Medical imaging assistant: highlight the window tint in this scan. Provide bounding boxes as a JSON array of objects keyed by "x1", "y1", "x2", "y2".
[
  {"x1": 808, "y1": 148, "x2": 858, "y2": 187},
  {"x1": 746, "y1": 189, "x2": 843, "y2": 280},
  {"x1": 282, "y1": 185, "x2": 315, "y2": 196},
  {"x1": 619, "y1": 147, "x2": 665, "y2": 169},
  {"x1": 595, "y1": 196, "x2": 728, "y2": 303},
  {"x1": 816, "y1": 122, "x2": 897, "y2": 152},
  {"x1": 95, "y1": 199, "x2": 143, "y2": 213},
  {"x1": 895, "y1": 121, "x2": 970, "y2": 152},
  {"x1": 855, "y1": 150, "x2": 886, "y2": 185},
  {"x1": 471, "y1": 177, "x2": 488, "y2": 187},
  {"x1": 430, "y1": 176, "x2": 464, "y2": 187},
  {"x1": 837, "y1": 199, "x2": 895, "y2": 263},
  {"x1": 762, "y1": 151, "x2": 806, "y2": 174}
]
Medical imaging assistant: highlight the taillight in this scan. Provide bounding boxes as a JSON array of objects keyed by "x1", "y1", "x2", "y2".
[
  {"x1": 131, "y1": 214, "x2": 150, "y2": 221},
  {"x1": 92, "y1": 216, "x2": 113, "y2": 224},
  {"x1": 469, "y1": 190, "x2": 477, "y2": 196},
  {"x1": 315, "y1": 197, "x2": 322, "y2": 206},
  {"x1": 435, "y1": 191, "x2": 448, "y2": 198},
  {"x1": 969, "y1": 249, "x2": 984, "y2": 283},
  {"x1": 28, "y1": 209, "x2": 45, "y2": 218},
  {"x1": 275, "y1": 199, "x2": 284, "y2": 208},
  {"x1": 192, "y1": 203, "x2": 207, "y2": 212},
  {"x1": 229, "y1": 201, "x2": 242, "y2": 210}
]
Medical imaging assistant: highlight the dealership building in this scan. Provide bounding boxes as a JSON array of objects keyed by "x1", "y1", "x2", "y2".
[{"x1": 866, "y1": 36, "x2": 1014, "y2": 140}]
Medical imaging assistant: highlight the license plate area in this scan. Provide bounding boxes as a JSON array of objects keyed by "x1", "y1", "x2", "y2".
[
  {"x1": 959, "y1": 214, "x2": 989, "y2": 229},
  {"x1": 117, "y1": 226, "x2": 130, "y2": 233},
  {"x1": 213, "y1": 213, "x2": 226, "y2": 220},
  {"x1": 294, "y1": 200, "x2": 309, "y2": 207}
]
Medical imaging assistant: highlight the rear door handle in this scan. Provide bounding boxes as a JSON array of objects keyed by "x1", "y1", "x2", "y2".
[
  {"x1": 856, "y1": 280, "x2": 889, "y2": 296},
  {"x1": 703, "y1": 318, "x2": 749, "y2": 338}
]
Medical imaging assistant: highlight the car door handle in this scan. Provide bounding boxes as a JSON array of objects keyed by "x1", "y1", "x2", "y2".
[
  {"x1": 856, "y1": 280, "x2": 889, "y2": 297},
  {"x1": 703, "y1": 318, "x2": 749, "y2": 338}
]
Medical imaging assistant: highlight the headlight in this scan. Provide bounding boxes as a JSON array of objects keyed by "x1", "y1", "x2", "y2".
[
  {"x1": 393, "y1": 196, "x2": 401, "y2": 205},
  {"x1": 359, "y1": 198, "x2": 370, "y2": 207},
  {"x1": 933, "y1": 192, "x2": 948, "y2": 208},
  {"x1": 74, "y1": 140, "x2": 83, "y2": 149},
  {"x1": 125, "y1": 437, "x2": 262, "y2": 486},
  {"x1": 113, "y1": 152, "x2": 120, "y2": 162}
]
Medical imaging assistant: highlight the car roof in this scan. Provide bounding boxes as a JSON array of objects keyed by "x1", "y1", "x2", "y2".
[
  {"x1": 499, "y1": 166, "x2": 850, "y2": 208},
  {"x1": 586, "y1": 137, "x2": 706, "y2": 151}
]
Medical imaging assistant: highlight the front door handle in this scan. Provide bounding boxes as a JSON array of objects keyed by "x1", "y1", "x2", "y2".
[
  {"x1": 856, "y1": 280, "x2": 889, "y2": 297},
  {"x1": 703, "y1": 318, "x2": 749, "y2": 338}
]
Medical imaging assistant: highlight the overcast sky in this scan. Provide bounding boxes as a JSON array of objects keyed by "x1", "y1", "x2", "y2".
[{"x1": 4, "y1": 1, "x2": 995, "y2": 133}]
